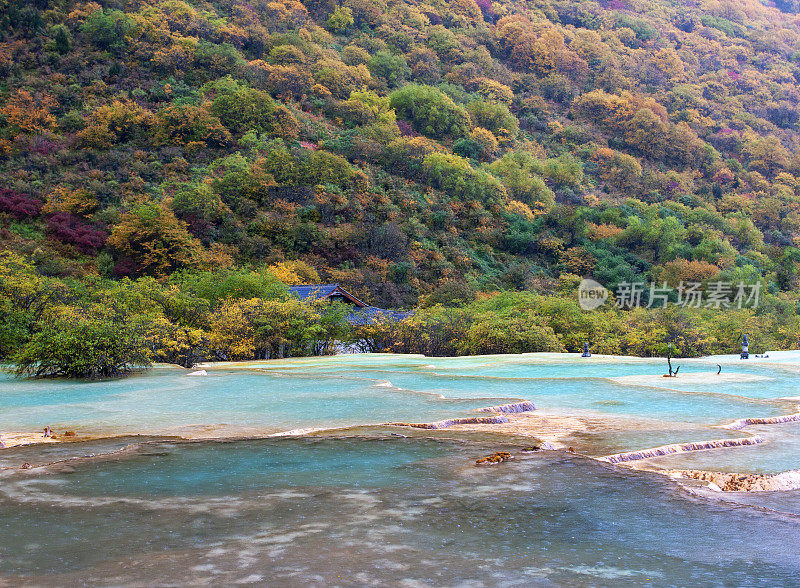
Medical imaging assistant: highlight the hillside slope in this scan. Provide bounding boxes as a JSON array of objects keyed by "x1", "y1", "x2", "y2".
[
  {"x1": 3, "y1": 0, "x2": 800, "y2": 304},
  {"x1": 3, "y1": 0, "x2": 800, "y2": 372}
]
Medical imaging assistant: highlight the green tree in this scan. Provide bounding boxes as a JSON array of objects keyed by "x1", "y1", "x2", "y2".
[
  {"x1": 489, "y1": 153, "x2": 555, "y2": 208},
  {"x1": 0, "y1": 253, "x2": 62, "y2": 359},
  {"x1": 422, "y1": 152, "x2": 506, "y2": 202},
  {"x1": 13, "y1": 306, "x2": 150, "y2": 379},
  {"x1": 53, "y1": 25, "x2": 70, "y2": 55},
  {"x1": 174, "y1": 268, "x2": 287, "y2": 305},
  {"x1": 466, "y1": 100, "x2": 519, "y2": 141},
  {"x1": 80, "y1": 9, "x2": 132, "y2": 55},
  {"x1": 326, "y1": 7, "x2": 354, "y2": 33},
  {"x1": 390, "y1": 84, "x2": 471, "y2": 139},
  {"x1": 154, "y1": 104, "x2": 232, "y2": 148},
  {"x1": 208, "y1": 79, "x2": 299, "y2": 138},
  {"x1": 367, "y1": 51, "x2": 410, "y2": 87}
]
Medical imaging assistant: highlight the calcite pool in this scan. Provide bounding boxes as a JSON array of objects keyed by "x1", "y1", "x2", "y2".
[{"x1": 2, "y1": 352, "x2": 800, "y2": 585}]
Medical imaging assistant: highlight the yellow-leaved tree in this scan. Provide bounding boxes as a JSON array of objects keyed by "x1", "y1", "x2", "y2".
[
  {"x1": 107, "y1": 201, "x2": 207, "y2": 277},
  {"x1": 267, "y1": 260, "x2": 321, "y2": 285}
]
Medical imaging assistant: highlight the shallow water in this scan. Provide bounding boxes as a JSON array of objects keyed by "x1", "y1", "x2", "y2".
[
  {"x1": 3, "y1": 352, "x2": 800, "y2": 583},
  {"x1": 638, "y1": 424, "x2": 800, "y2": 475},
  {"x1": 2, "y1": 437, "x2": 800, "y2": 586},
  {"x1": 3, "y1": 353, "x2": 800, "y2": 473},
  {"x1": 0, "y1": 354, "x2": 794, "y2": 434},
  {"x1": 0, "y1": 366, "x2": 501, "y2": 436},
  {"x1": 0, "y1": 436, "x2": 164, "y2": 470}
]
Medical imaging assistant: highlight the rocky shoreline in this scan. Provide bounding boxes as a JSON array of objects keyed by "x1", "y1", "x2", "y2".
[{"x1": 675, "y1": 469, "x2": 800, "y2": 492}]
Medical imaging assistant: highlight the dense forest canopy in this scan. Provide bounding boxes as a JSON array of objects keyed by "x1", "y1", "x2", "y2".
[{"x1": 3, "y1": 0, "x2": 800, "y2": 374}]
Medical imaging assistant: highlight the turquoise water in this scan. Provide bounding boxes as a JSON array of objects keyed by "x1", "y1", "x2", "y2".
[
  {"x1": 637, "y1": 424, "x2": 800, "y2": 475},
  {"x1": 2, "y1": 352, "x2": 799, "y2": 472},
  {"x1": 0, "y1": 367, "x2": 500, "y2": 435},
  {"x1": 3, "y1": 352, "x2": 800, "y2": 583},
  {"x1": 0, "y1": 354, "x2": 795, "y2": 436},
  {"x1": 0, "y1": 436, "x2": 165, "y2": 470},
  {"x1": 1, "y1": 437, "x2": 800, "y2": 585}
]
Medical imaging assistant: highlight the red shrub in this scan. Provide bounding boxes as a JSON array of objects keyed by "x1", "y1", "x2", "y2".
[
  {"x1": 397, "y1": 120, "x2": 420, "y2": 137},
  {"x1": 112, "y1": 256, "x2": 138, "y2": 277},
  {"x1": 31, "y1": 138, "x2": 61, "y2": 155},
  {"x1": 0, "y1": 188, "x2": 43, "y2": 219},
  {"x1": 182, "y1": 213, "x2": 213, "y2": 240},
  {"x1": 476, "y1": 0, "x2": 494, "y2": 16},
  {"x1": 46, "y1": 213, "x2": 107, "y2": 254}
]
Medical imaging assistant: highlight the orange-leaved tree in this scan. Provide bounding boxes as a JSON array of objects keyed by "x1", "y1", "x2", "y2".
[{"x1": 107, "y1": 201, "x2": 207, "y2": 277}]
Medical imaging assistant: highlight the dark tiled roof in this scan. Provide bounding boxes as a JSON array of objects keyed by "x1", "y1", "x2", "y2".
[
  {"x1": 287, "y1": 284, "x2": 367, "y2": 307},
  {"x1": 288, "y1": 284, "x2": 341, "y2": 300},
  {"x1": 287, "y1": 285, "x2": 411, "y2": 322}
]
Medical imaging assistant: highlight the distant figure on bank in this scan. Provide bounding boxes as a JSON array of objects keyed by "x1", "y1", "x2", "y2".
[
  {"x1": 43, "y1": 426, "x2": 52, "y2": 438},
  {"x1": 581, "y1": 342, "x2": 591, "y2": 358},
  {"x1": 741, "y1": 334, "x2": 749, "y2": 360}
]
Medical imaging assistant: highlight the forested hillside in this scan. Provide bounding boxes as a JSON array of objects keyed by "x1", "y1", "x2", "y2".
[{"x1": 3, "y1": 0, "x2": 800, "y2": 373}]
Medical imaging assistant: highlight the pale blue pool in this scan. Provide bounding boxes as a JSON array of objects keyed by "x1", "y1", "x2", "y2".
[
  {"x1": 2, "y1": 353, "x2": 800, "y2": 584},
  {"x1": 1, "y1": 437, "x2": 799, "y2": 585},
  {"x1": 0, "y1": 354, "x2": 795, "y2": 436}
]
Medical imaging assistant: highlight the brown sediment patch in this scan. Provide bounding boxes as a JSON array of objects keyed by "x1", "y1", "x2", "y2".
[
  {"x1": 672, "y1": 469, "x2": 800, "y2": 492},
  {"x1": 390, "y1": 411, "x2": 592, "y2": 448},
  {"x1": 152, "y1": 423, "x2": 289, "y2": 440},
  {"x1": 475, "y1": 451, "x2": 512, "y2": 465},
  {"x1": 0, "y1": 423, "x2": 308, "y2": 449},
  {"x1": 1, "y1": 423, "x2": 378, "y2": 449},
  {"x1": 386, "y1": 416, "x2": 510, "y2": 429},
  {"x1": 1, "y1": 432, "x2": 68, "y2": 449},
  {"x1": 0, "y1": 412, "x2": 657, "y2": 454}
]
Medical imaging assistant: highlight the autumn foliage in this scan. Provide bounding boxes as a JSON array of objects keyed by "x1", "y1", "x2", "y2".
[{"x1": 2, "y1": 0, "x2": 800, "y2": 375}]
